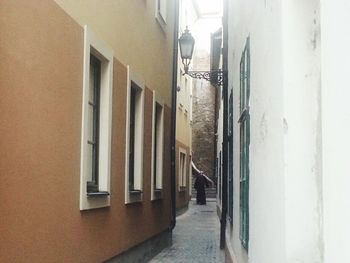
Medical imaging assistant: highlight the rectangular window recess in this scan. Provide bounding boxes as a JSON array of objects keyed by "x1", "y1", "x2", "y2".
[
  {"x1": 125, "y1": 66, "x2": 145, "y2": 204},
  {"x1": 179, "y1": 150, "x2": 187, "y2": 188},
  {"x1": 87, "y1": 191, "x2": 110, "y2": 197},
  {"x1": 155, "y1": 0, "x2": 167, "y2": 29},
  {"x1": 151, "y1": 93, "x2": 164, "y2": 201},
  {"x1": 80, "y1": 25, "x2": 113, "y2": 210}
]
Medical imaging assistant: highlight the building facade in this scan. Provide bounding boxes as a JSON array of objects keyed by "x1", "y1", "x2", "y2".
[
  {"x1": 176, "y1": 0, "x2": 223, "y2": 207},
  {"x1": 221, "y1": 0, "x2": 350, "y2": 262},
  {"x1": 175, "y1": 0, "x2": 197, "y2": 210},
  {"x1": 0, "y1": 0, "x2": 175, "y2": 262}
]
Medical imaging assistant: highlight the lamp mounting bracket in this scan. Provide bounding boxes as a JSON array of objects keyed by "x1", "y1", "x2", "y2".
[{"x1": 184, "y1": 69, "x2": 227, "y2": 88}]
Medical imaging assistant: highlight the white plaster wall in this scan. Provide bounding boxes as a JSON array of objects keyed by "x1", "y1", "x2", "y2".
[
  {"x1": 226, "y1": 0, "x2": 350, "y2": 262},
  {"x1": 227, "y1": 0, "x2": 285, "y2": 262},
  {"x1": 321, "y1": 1, "x2": 350, "y2": 262},
  {"x1": 282, "y1": 1, "x2": 323, "y2": 262},
  {"x1": 226, "y1": 0, "x2": 325, "y2": 262}
]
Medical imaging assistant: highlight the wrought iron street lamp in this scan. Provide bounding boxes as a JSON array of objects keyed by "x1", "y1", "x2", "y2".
[
  {"x1": 178, "y1": 27, "x2": 226, "y2": 87},
  {"x1": 178, "y1": 27, "x2": 195, "y2": 74}
]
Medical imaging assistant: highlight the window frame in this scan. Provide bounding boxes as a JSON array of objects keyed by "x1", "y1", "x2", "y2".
[
  {"x1": 178, "y1": 148, "x2": 187, "y2": 191},
  {"x1": 151, "y1": 91, "x2": 165, "y2": 200},
  {"x1": 125, "y1": 66, "x2": 145, "y2": 204},
  {"x1": 86, "y1": 54, "x2": 101, "y2": 194},
  {"x1": 228, "y1": 91, "x2": 234, "y2": 223},
  {"x1": 80, "y1": 26, "x2": 114, "y2": 210},
  {"x1": 155, "y1": 0, "x2": 167, "y2": 30},
  {"x1": 238, "y1": 37, "x2": 250, "y2": 249}
]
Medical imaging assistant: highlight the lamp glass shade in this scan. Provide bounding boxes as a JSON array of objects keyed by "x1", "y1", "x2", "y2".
[{"x1": 178, "y1": 28, "x2": 195, "y2": 60}]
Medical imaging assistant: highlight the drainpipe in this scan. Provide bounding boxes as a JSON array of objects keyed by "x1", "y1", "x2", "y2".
[
  {"x1": 213, "y1": 74, "x2": 218, "y2": 186},
  {"x1": 170, "y1": 0, "x2": 179, "y2": 231},
  {"x1": 220, "y1": 0, "x2": 229, "y2": 249}
]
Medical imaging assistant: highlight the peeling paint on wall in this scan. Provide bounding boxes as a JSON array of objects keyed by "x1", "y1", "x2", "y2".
[
  {"x1": 283, "y1": 118, "x2": 288, "y2": 134},
  {"x1": 259, "y1": 112, "x2": 267, "y2": 141}
]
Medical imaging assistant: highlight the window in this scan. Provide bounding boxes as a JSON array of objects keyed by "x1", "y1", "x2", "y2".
[
  {"x1": 129, "y1": 85, "x2": 137, "y2": 191},
  {"x1": 125, "y1": 67, "x2": 144, "y2": 203},
  {"x1": 238, "y1": 37, "x2": 250, "y2": 249},
  {"x1": 151, "y1": 92, "x2": 164, "y2": 200},
  {"x1": 87, "y1": 55, "x2": 101, "y2": 194},
  {"x1": 80, "y1": 26, "x2": 113, "y2": 210},
  {"x1": 155, "y1": 0, "x2": 167, "y2": 29},
  {"x1": 228, "y1": 91, "x2": 234, "y2": 223},
  {"x1": 178, "y1": 149, "x2": 187, "y2": 191}
]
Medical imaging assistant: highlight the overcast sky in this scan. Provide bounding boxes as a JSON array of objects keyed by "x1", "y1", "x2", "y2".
[{"x1": 192, "y1": 0, "x2": 222, "y2": 53}]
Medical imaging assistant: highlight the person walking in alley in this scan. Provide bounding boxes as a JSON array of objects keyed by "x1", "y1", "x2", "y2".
[{"x1": 192, "y1": 161, "x2": 214, "y2": 205}]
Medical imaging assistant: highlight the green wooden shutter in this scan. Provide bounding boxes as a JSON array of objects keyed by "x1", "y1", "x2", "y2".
[
  {"x1": 239, "y1": 37, "x2": 250, "y2": 250},
  {"x1": 228, "y1": 91, "x2": 234, "y2": 223}
]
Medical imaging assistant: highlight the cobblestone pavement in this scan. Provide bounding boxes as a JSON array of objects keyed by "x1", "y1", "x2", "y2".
[{"x1": 149, "y1": 199, "x2": 224, "y2": 263}]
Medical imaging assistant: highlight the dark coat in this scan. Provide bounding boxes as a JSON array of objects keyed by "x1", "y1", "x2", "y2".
[{"x1": 194, "y1": 173, "x2": 209, "y2": 205}]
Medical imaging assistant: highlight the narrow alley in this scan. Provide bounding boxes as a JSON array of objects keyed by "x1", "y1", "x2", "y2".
[
  {"x1": 149, "y1": 199, "x2": 224, "y2": 263},
  {"x1": 2, "y1": 0, "x2": 350, "y2": 262}
]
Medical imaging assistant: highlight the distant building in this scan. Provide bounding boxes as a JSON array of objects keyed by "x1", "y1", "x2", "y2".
[
  {"x1": 175, "y1": 0, "x2": 197, "y2": 211},
  {"x1": 177, "y1": 0, "x2": 223, "y2": 207},
  {"x1": 192, "y1": 43, "x2": 217, "y2": 183}
]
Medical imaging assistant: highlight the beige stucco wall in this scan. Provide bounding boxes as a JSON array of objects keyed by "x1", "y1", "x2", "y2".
[
  {"x1": 175, "y1": 0, "x2": 194, "y2": 206},
  {"x1": 0, "y1": 0, "x2": 172, "y2": 262},
  {"x1": 175, "y1": 141, "x2": 191, "y2": 209},
  {"x1": 54, "y1": 0, "x2": 174, "y2": 107},
  {"x1": 176, "y1": 108, "x2": 192, "y2": 147},
  {"x1": 175, "y1": 55, "x2": 192, "y2": 147},
  {"x1": 175, "y1": 72, "x2": 192, "y2": 206}
]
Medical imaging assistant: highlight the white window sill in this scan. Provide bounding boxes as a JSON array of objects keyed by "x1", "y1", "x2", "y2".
[{"x1": 87, "y1": 191, "x2": 110, "y2": 197}]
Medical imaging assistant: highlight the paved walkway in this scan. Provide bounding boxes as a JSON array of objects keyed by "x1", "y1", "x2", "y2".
[{"x1": 149, "y1": 199, "x2": 224, "y2": 263}]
